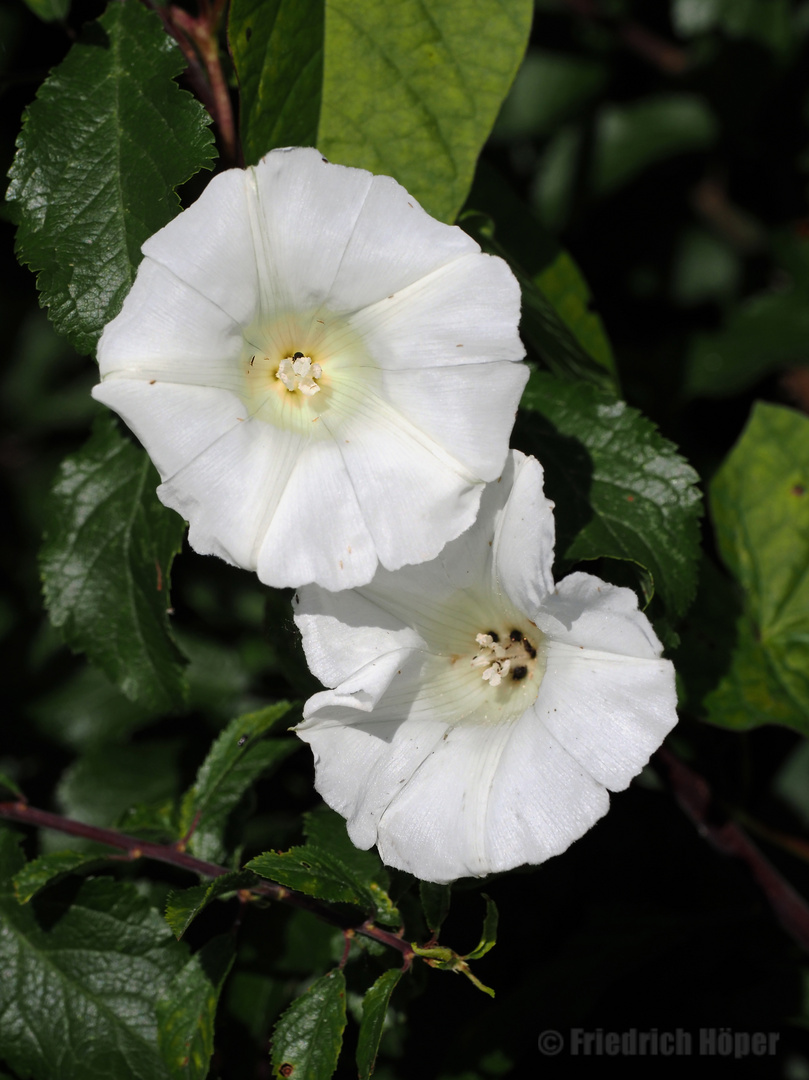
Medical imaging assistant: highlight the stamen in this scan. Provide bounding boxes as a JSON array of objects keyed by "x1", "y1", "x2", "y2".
[
  {"x1": 276, "y1": 353, "x2": 322, "y2": 396},
  {"x1": 472, "y1": 627, "x2": 538, "y2": 688}
]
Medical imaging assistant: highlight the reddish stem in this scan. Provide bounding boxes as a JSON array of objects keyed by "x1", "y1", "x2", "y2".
[{"x1": 0, "y1": 800, "x2": 413, "y2": 965}]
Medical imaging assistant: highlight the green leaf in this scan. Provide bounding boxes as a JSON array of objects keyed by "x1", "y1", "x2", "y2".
[
  {"x1": 317, "y1": 0, "x2": 533, "y2": 223},
  {"x1": 420, "y1": 881, "x2": 451, "y2": 937},
  {"x1": 156, "y1": 935, "x2": 236, "y2": 1080},
  {"x1": 179, "y1": 702, "x2": 298, "y2": 865},
  {"x1": 0, "y1": 773, "x2": 23, "y2": 799},
  {"x1": 672, "y1": 0, "x2": 794, "y2": 58},
  {"x1": 40, "y1": 415, "x2": 188, "y2": 712},
  {"x1": 518, "y1": 372, "x2": 703, "y2": 618},
  {"x1": 229, "y1": 0, "x2": 323, "y2": 165},
  {"x1": 706, "y1": 403, "x2": 809, "y2": 733},
  {"x1": 683, "y1": 290, "x2": 809, "y2": 399},
  {"x1": 464, "y1": 896, "x2": 498, "y2": 961},
  {"x1": 356, "y1": 968, "x2": 402, "y2": 1080},
  {"x1": 248, "y1": 806, "x2": 400, "y2": 926},
  {"x1": 7, "y1": 0, "x2": 215, "y2": 355},
  {"x1": 270, "y1": 969, "x2": 347, "y2": 1080},
  {"x1": 13, "y1": 850, "x2": 109, "y2": 905},
  {"x1": 21, "y1": 0, "x2": 69, "y2": 23},
  {"x1": 0, "y1": 831, "x2": 187, "y2": 1080},
  {"x1": 165, "y1": 871, "x2": 260, "y2": 939}
]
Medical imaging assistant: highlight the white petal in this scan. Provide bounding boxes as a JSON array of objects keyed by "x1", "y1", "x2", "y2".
[
  {"x1": 326, "y1": 172, "x2": 480, "y2": 311},
  {"x1": 249, "y1": 147, "x2": 374, "y2": 315},
  {"x1": 96, "y1": 261, "x2": 244, "y2": 393},
  {"x1": 537, "y1": 572, "x2": 664, "y2": 658},
  {"x1": 492, "y1": 452, "x2": 556, "y2": 616},
  {"x1": 347, "y1": 252, "x2": 524, "y2": 370},
  {"x1": 140, "y1": 167, "x2": 260, "y2": 326},
  {"x1": 533, "y1": 641, "x2": 677, "y2": 790},
  {"x1": 293, "y1": 587, "x2": 424, "y2": 688},
  {"x1": 377, "y1": 362, "x2": 528, "y2": 479},
  {"x1": 320, "y1": 382, "x2": 485, "y2": 572},
  {"x1": 255, "y1": 438, "x2": 378, "y2": 590}
]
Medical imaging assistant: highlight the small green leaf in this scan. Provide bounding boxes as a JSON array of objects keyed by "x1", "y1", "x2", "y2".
[
  {"x1": 229, "y1": 0, "x2": 323, "y2": 164},
  {"x1": 248, "y1": 806, "x2": 400, "y2": 926},
  {"x1": 179, "y1": 702, "x2": 297, "y2": 865},
  {"x1": 20, "y1": 0, "x2": 69, "y2": 23},
  {"x1": 0, "y1": 832, "x2": 187, "y2": 1080},
  {"x1": 317, "y1": 0, "x2": 533, "y2": 223},
  {"x1": 165, "y1": 871, "x2": 259, "y2": 939},
  {"x1": 7, "y1": 0, "x2": 215, "y2": 354},
  {"x1": 13, "y1": 850, "x2": 108, "y2": 905},
  {"x1": 356, "y1": 969, "x2": 402, "y2": 1080},
  {"x1": 518, "y1": 372, "x2": 702, "y2": 618},
  {"x1": 270, "y1": 969, "x2": 347, "y2": 1080},
  {"x1": 420, "y1": 881, "x2": 451, "y2": 937},
  {"x1": 40, "y1": 415, "x2": 188, "y2": 712},
  {"x1": 707, "y1": 403, "x2": 809, "y2": 733},
  {"x1": 156, "y1": 935, "x2": 236, "y2": 1080},
  {"x1": 0, "y1": 773, "x2": 23, "y2": 799},
  {"x1": 464, "y1": 896, "x2": 498, "y2": 961}
]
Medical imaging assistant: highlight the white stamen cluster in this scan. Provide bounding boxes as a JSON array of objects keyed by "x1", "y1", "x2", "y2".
[
  {"x1": 276, "y1": 352, "x2": 323, "y2": 396},
  {"x1": 471, "y1": 632, "x2": 511, "y2": 687}
]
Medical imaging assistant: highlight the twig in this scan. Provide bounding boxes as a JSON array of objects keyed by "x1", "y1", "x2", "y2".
[
  {"x1": 0, "y1": 800, "x2": 414, "y2": 967},
  {"x1": 657, "y1": 748, "x2": 809, "y2": 952},
  {"x1": 562, "y1": 0, "x2": 688, "y2": 75}
]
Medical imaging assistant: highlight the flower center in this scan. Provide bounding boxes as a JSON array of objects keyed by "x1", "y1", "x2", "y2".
[
  {"x1": 276, "y1": 351, "x2": 322, "y2": 396},
  {"x1": 471, "y1": 628, "x2": 539, "y2": 688}
]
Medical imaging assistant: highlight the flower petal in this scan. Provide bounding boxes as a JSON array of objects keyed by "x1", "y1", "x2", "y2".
[
  {"x1": 533, "y1": 640, "x2": 677, "y2": 790},
  {"x1": 254, "y1": 437, "x2": 378, "y2": 589},
  {"x1": 347, "y1": 252, "x2": 524, "y2": 370},
  {"x1": 492, "y1": 452, "x2": 556, "y2": 615}
]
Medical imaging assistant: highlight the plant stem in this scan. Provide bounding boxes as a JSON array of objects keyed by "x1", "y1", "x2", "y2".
[{"x1": 0, "y1": 800, "x2": 413, "y2": 966}]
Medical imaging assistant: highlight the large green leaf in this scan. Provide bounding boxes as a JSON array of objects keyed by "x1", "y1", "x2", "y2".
[
  {"x1": 319, "y1": 0, "x2": 532, "y2": 222},
  {"x1": 248, "y1": 806, "x2": 400, "y2": 926},
  {"x1": 0, "y1": 832, "x2": 187, "y2": 1080},
  {"x1": 40, "y1": 416, "x2": 188, "y2": 713},
  {"x1": 7, "y1": 0, "x2": 215, "y2": 355},
  {"x1": 270, "y1": 969, "x2": 347, "y2": 1080},
  {"x1": 518, "y1": 372, "x2": 702, "y2": 618},
  {"x1": 178, "y1": 702, "x2": 298, "y2": 865},
  {"x1": 707, "y1": 402, "x2": 809, "y2": 733},
  {"x1": 231, "y1": 0, "x2": 532, "y2": 222},
  {"x1": 229, "y1": 0, "x2": 323, "y2": 164},
  {"x1": 156, "y1": 935, "x2": 236, "y2": 1080}
]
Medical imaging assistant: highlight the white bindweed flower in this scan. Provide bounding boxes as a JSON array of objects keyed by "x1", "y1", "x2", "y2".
[
  {"x1": 92, "y1": 147, "x2": 527, "y2": 590},
  {"x1": 293, "y1": 451, "x2": 678, "y2": 883}
]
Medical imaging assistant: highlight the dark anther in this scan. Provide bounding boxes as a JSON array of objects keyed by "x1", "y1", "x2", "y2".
[
  {"x1": 510, "y1": 629, "x2": 522, "y2": 642},
  {"x1": 293, "y1": 351, "x2": 305, "y2": 360},
  {"x1": 512, "y1": 666, "x2": 528, "y2": 681},
  {"x1": 487, "y1": 630, "x2": 499, "y2": 643},
  {"x1": 525, "y1": 641, "x2": 537, "y2": 659}
]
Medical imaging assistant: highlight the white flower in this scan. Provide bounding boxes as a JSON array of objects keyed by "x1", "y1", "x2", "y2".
[
  {"x1": 293, "y1": 451, "x2": 678, "y2": 883},
  {"x1": 92, "y1": 147, "x2": 527, "y2": 590}
]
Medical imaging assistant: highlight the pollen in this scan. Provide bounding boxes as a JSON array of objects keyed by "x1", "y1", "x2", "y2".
[
  {"x1": 471, "y1": 628, "x2": 539, "y2": 688},
  {"x1": 276, "y1": 352, "x2": 323, "y2": 396}
]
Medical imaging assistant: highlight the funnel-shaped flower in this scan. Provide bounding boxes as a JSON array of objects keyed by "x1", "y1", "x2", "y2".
[
  {"x1": 93, "y1": 148, "x2": 527, "y2": 590},
  {"x1": 294, "y1": 451, "x2": 678, "y2": 883}
]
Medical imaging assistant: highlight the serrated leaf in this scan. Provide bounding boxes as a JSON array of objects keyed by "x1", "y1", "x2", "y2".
[
  {"x1": 156, "y1": 935, "x2": 236, "y2": 1080},
  {"x1": 706, "y1": 402, "x2": 809, "y2": 734},
  {"x1": 420, "y1": 881, "x2": 451, "y2": 937},
  {"x1": 356, "y1": 968, "x2": 402, "y2": 1080},
  {"x1": 165, "y1": 871, "x2": 259, "y2": 939},
  {"x1": 518, "y1": 371, "x2": 702, "y2": 618},
  {"x1": 179, "y1": 702, "x2": 297, "y2": 865},
  {"x1": 13, "y1": 850, "x2": 108, "y2": 905},
  {"x1": 270, "y1": 969, "x2": 346, "y2": 1080},
  {"x1": 40, "y1": 415, "x2": 188, "y2": 712},
  {"x1": 248, "y1": 806, "x2": 400, "y2": 927},
  {"x1": 317, "y1": 0, "x2": 533, "y2": 223},
  {"x1": 229, "y1": 0, "x2": 323, "y2": 165},
  {"x1": 7, "y1": 0, "x2": 215, "y2": 354},
  {"x1": 0, "y1": 831, "x2": 187, "y2": 1080}
]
